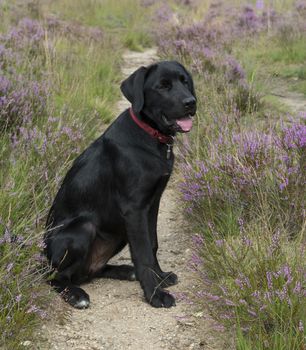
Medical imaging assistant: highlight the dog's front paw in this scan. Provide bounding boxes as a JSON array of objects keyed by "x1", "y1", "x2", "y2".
[
  {"x1": 149, "y1": 289, "x2": 176, "y2": 308},
  {"x1": 159, "y1": 271, "x2": 178, "y2": 288}
]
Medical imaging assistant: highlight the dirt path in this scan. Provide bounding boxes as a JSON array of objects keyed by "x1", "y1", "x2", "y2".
[
  {"x1": 270, "y1": 81, "x2": 306, "y2": 115},
  {"x1": 40, "y1": 49, "x2": 223, "y2": 350}
]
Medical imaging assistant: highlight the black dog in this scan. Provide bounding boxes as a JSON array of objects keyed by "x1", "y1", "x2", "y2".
[{"x1": 44, "y1": 61, "x2": 196, "y2": 309}]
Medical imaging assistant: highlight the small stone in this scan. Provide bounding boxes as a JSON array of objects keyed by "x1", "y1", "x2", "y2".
[{"x1": 21, "y1": 340, "x2": 32, "y2": 347}]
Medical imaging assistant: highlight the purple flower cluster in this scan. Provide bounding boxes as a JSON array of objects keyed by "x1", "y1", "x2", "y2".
[
  {"x1": 0, "y1": 14, "x2": 90, "y2": 342},
  {"x1": 189, "y1": 224, "x2": 305, "y2": 338},
  {"x1": 11, "y1": 117, "x2": 82, "y2": 157},
  {"x1": 295, "y1": 0, "x2": 306, "y2": 13},
  {"x1": 153, "y1": 0, "x2": 306, "y2": 345},
  {"x1": 46, "y1": 16, "x2": 104, "y2": 42},
  {"x1": 2, "y1": 18, "x2": 44, "y2": 52},
  {"x1": 0, "y1": 19, "x2": 50, "y2": 131},
  {"x1": 153, "y1": 4, "x2": 269, "y2": 112},
  {"x1": 281, "y1": 122, "x2": 306, "y2": 149},
  {"x1": 179, "y1": 119, "x2": 305, "y2": 230},
  {"x1": 154, "y1": 3, "x2": 174, "y2": 23},
  {"x1": 238, "y1": 5, "x2": 260, "y2": 30}
]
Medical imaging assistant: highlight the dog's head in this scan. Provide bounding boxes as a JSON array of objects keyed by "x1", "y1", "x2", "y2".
[{"x1": 120, "y1": 61, "x2": 197, "y2": 134}]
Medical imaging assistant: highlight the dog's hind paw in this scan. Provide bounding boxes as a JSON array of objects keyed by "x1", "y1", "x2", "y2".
[
  {"x1": 63, "y1": 286, "x2": 90, "y2": 309},
  {"x1": 74, "y1": 298, "x2": 90, "y2": 309}
]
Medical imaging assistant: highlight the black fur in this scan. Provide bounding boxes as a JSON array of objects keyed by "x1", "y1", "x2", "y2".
[{"x1": 44, "y1": 61, "x2": 197, "y2": 309}]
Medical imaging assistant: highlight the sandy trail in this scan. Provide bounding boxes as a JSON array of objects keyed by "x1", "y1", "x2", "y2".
[
  {"x1": 271, "y1": 88, "x2": 306, "y2": 115},
  {"x1": 41, "y1": 49, "x2": 223, "y2": 350}
]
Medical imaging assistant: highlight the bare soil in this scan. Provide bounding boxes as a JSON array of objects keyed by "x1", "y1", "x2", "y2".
[
  {"x1": 38, "y1": 49, "x2": 228, "y2": 350},
  {"x1": 270, "y1": 81, "x2": 306, "y2": 115}
]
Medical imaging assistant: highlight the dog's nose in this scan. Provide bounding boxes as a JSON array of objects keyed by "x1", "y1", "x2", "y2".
[{"x1": 183, "y1": 97, "x2": 196, "y2": 109}]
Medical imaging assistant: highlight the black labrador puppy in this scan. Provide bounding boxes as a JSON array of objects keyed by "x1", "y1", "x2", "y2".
[{"x1": 44, "y1": 61, "x2": 196, "y2": 309}]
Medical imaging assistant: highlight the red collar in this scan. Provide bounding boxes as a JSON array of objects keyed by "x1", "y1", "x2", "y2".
[{"x1": 129, "y1": 108, "x2": 174, "y2": 144}]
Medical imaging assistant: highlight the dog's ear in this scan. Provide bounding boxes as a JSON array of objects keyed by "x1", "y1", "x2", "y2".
[
  {"x1": 173, "y1": 61, "x2": 196, "y2": 100},
  {"x1": 120, "y1": 66, "x2": 147, "y2": 113}
]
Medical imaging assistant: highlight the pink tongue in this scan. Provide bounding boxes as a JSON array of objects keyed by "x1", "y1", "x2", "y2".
[{"x1": 176, "y1": 117, "x2": 193, "y2": 132}]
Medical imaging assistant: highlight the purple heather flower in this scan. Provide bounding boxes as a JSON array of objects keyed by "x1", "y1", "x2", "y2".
[
  {"x1": 224, "y1": 299, "x2": 236, "y2": 306},
  {"x1": 282, "y1": 264, "x2": 293, "y2": 285},
  {"x1": 252, "y1": 290, "x2": 260, "y2": 299},
  {"x1": 282, "y1": 122, "x2": 306, "y2": 149},
  {"x1": 215, "y1": 239, "x2": 224, "y2": 247},
  {"x1": 269, "y1": 230, "x2": 280, "y2": 255},
  {"x1": 235, "y1": 278, "x2": 244, "y2": 289},
  {"x1": 242, "y1": 235, "x2": 252, "y2": 247},
  {"x1": 202, "y1": 292, "x2": 220, "y2": 301},
  {"x1": 293, "y1": 281, "x2": 302, "y2": 294},
  {"x1": 266, "y1": 271, "x2": 273, "y2": 289},
  {"x1": 298, "y1": 320, "x2": 304, "y2": 332},
  {"x1": 296, "y1": 1, "x2": 306, "y2": 12},
  {"x1": 192, "y1": 234, "x2": 204, "y2": 246},
  {"x1": 190, "y1": 252, "x2": 202, "y2": 266},
  {"x1": 264, "y1": 291, "x2": 272, "y2": 302},
  {"x1": 256, "y1": 0, "x2": 264, "y2": 10},
  {"x1": 154, "y1": 4, "x2": 173, "y2": 22}
]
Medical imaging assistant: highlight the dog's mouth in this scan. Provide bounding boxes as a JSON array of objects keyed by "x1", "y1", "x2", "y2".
[{"x1": 162, "y1": 114, "x2": 195, "y2": 133}]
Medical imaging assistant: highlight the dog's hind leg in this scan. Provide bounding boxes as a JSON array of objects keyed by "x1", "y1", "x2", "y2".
[
  {"x1": 94, "y1": 264, "x2": 136, "y2": 281},
  {"x1": 89, "y1": 238, "x2": 136, "y2": 281},
  {"x1": 47, "y1": 218, "x2": 96, "y2": 309}
]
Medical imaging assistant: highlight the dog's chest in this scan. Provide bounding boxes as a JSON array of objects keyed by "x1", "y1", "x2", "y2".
[{"x1": 161, "y1": 156, "x2": 174, "y2": 177}]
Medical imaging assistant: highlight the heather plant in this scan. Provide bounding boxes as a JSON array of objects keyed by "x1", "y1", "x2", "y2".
[
  {"x1": 0, "y1": 112, "x2": 85, "y2": 347},
  {"x1": 0, "y1": 0, "x2": 142, "y2": 347},
  {"x1": 180, "y1": 118, "x2": 306, "y2": 235},
  {"x1": 0, "y1": 222, "x2": 49, "y2": 346},
  {"x1": 177, "y1": 96, "x2": 305, "y2": 348},
  {"x1": 154, "y1": 4, "x2": 263, "y2": 114},
  {"x1": 0, "y1": 19, "x2": 49, "y2": 131},
  {"x1": 232, "y1": 1, "x2": 306, "y2": 100},
  {"x1": 173, "y1": 29, "x2": 306, "y2": 347},
  {"x1": 150, "y1": 0, "x2": 306, "y2": 348},
  {"x1": 189, "y1": 224, "x2": 305, "y2": 349}
]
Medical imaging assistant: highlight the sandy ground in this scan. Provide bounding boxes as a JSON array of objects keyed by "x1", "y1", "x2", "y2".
[
  {"x1": 271, "y1": 87, "x2": 306, "y2": 115},
  {"x1": 38, "y1": 49, "x2": 228, "y2": 350}
]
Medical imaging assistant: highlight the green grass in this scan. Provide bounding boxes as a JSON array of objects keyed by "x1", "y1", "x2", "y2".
[
  {"x1": 43, "y1": 0, "x2": 154, "y2": 50},
  {"x1": 50, "y1": 37, "x2": 121, "y2": 126},
  {"x1": 235, "y1": 32, "x2": 306, "y2": 101}
]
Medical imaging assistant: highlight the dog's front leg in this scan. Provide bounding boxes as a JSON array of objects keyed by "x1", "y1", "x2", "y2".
[
  {"x1": 124, "y1": 208, "x2": 176, "y2": 308},
  {"x1": 148, "y1": 197, "x2": 178, "y2": 287}
]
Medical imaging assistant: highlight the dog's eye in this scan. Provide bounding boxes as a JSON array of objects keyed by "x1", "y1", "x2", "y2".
[
  {"x1": 179, "y1": 75, "x2": 188, "y2": 85},
  {"x1": 159, "y1": 79, "x2": 172, "y2": 90}
]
